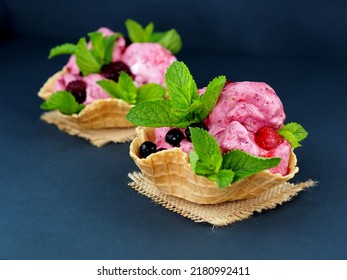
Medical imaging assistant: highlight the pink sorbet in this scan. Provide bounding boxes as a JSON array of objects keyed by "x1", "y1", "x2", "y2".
[
  {"x1": 205, "y1": 82, "x2": 286, "y2": 133},
  {"x1": 122, "y1": 43, "x2": 176, "y2": 87},
  {"x1": 155, "y1": 81, "x2": 291, "y2": 176}
]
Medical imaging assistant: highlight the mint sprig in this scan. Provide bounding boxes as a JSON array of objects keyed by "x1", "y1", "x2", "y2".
[
  {"x1": 125, "y1": 19, "x2": 182, "y2": 54},
  {"x1": 48, "y1": 31, "x2": 120, "y2": 76},
  {"x1": 189, "y1": 128, "x2": 281, "y2": 188},
  {"x1": 126, "y1": 61, "x2": 226, "y2": 127},
  {"x1": 48, "y1": 43, "x2": 76, "y2": 59},
  {"x1": 278, "y1": 122, "x2": 308, "y2": 148},
  {"x1": 40, "y1": 91, "x2": 85, "y2": 115},
  {"x1": 97, "y1": 72, "x2": 166, "y2": 105}
]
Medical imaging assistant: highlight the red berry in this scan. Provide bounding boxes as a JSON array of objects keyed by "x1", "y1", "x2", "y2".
[{"x1": 254, "y1": 126, "x2": 284, "y2": 150}]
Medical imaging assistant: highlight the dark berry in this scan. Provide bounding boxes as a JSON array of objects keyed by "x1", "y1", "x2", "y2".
[
  {"x1": 100, "y1": 61, "x2": 133, "y2": 82},
  {"x1": 66, "y1": 80, "x2": 87, "y2": 104},
  {"x1": 225, "y1": 79, "x2": 233, "y2": 86},
  {"x1": 139, "y1": 141, "x2": 157, "y2": 158},
  {"x1": 165, "y1": 128, "x2": 185, "y2": 147},
  {"x1": 123, "y1": 36, "x2": 132, "y2": 48},
  {"x1": 185, "y1": 123, "x2": 208, "y2": 142},
  {"x1": 254, "y1": 126, "x2": 284, "y2": 151}
]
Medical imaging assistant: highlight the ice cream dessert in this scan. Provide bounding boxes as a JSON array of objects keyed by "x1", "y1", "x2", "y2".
[
  {"x1": 127, "y1": 61, "x2": 308, "y2": 204},
  {"x1": 38, "y1": 19, "x2": 181, "y2": 141}
]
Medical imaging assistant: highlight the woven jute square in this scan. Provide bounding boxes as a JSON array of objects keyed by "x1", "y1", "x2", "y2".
[
  {"x1": 41, "y1": 111, "x2": 136, "y2": 147},
  {"x1": 128, "y1": 172, "x2": 316, "y2": 227}
]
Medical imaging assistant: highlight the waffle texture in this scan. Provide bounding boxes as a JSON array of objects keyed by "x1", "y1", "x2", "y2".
[{"x1": 130, "y1": 127, "x2": 299, "y2": 204}]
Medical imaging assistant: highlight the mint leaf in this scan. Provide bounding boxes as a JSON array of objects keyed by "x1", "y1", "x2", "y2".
[
  {"x1": 222, "y1": 150, "x2": 281, "y2": 182},
  {"x1": 88, "y1": 32, "x2": 105, "y2": 64},
  {"x1": 117, "y1": 72, "x2": 138, "y2": 104},
  {"x1": 189, "y1": 127, "x2": 223, "y2": 174},
  {"x1": 40, "y1": 91, "x2": 85, "y2": 115},
  {"x1": 125, "y1": 19, "x2": 182, "y2": 54},
  {"x1": 125, "y1": 19, "x2": 152, "y2": 42},
  {"x1": 125, "y1": 61, "x2": 224, "y2": 128},
  {"x1": 75, "y1": 37, "x2": 102, "y2": 76},
  {"x1": 198, "y1": 75, "x2": 226, "y2": 120},
  {"x1": 157, "y1": 29, "x2": 182, "y2": 54},
  {"x1": 126, "y1": 100, "x2": 191, "y2": 128},
  {"x1": 48, "y1": 43, "x2": 76, "y2": 59},
  {"x1": 150, "y1": 31, "x2": 165, "y2": 42},
  {"x1": 278, "y1": 122, "x2": 308, "y2": 148},
  {"x1": 165, "y1": 61, "x2": 199, "y2": 112},
  {"x1": 208, "y1": 169, "x2": 235, "y2": 189},
  {"x1": 144, "y1": 22, "x2": 154, "y2": 39},
  {"x1": 103, "y1": 33, "x2": 119, "y2": 63},
  {"x1": 89, "y1": 32, "x2": 119, "y2": 64},
  {"x1": 190, "y1": 150, "x2": 218, "y2": 176},
  {"x1": 189, "y1": 128, "x2": 281, "y2": 188},
  {"x1": 137, "y1": 83, "x2": 166, "y2": 103},
  {"x1": 97, "y1": 72, "x2": 137, "y2": 104}
]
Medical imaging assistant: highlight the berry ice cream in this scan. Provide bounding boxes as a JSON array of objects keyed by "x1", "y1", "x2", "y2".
[
  {"x1": 154, "y1": 81, "x2": 291, "y2": 176},
  {"x1": 122, "y1": 43, "x2": 177, "y2": 87},
  {"x1": 54, "y1": 27, "x2": 176, "y2": 105}
]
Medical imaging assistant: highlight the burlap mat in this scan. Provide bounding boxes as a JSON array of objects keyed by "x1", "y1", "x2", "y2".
[
  {"x1": 128, "y1": 172, "x2": 316, "y2": 226},
  {"x1": 41, "y1": 111, "x2": 136, "y2": 147}
]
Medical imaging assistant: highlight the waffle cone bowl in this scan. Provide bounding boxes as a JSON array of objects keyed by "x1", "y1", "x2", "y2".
[
  {"x1": 38, "y1": 69, "x2": 137, "y2": 146},
  {"x1": 38, "y1": 69, "x2": 134, "y2": 129},
  {"x1": 130, "y1": 127, "x2": 299, "y2": 205}
]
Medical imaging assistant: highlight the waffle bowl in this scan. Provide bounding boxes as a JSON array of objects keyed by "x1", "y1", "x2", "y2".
[
  {"x1": 38, "y1": 68, "x2": 134, "y2": 129},
  {"x1": 129, "y1": 126, "x2": 299, "y2": 205},
  {"x1": 38, "y1": 69, "x2": 137, "y2": 146}
]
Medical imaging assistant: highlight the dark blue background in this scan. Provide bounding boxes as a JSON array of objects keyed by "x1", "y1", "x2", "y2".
[{"x1": 1, "y1": 0, "x2": 346, "y2": 259}]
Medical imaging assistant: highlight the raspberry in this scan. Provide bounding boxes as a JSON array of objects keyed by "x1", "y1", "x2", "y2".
[
  {"x1": 254, "y1": 126, "x2": 284, "y2": 150},
  {"x1": 66, "y1": 80, "x2": 87, "y2": 104},
  {"x1": 100, "y1": 61, "x2": 133, "y2": 82}
]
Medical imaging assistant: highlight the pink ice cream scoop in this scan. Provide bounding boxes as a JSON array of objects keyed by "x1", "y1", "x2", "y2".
[
  {"x1": 122, "y1": 43, "x2": 176, "y2": 87},
  {"x1": 82, "y1": 73, "x2": 110, "y2": 105},
  {"x1": 63, "y1": 27, "x2": 126, "y2": 76},
  {"x1": 155, "y1": 81, "x2": 291, "y2": 176},
  {"x1": 206, "y1": 81, "x2": 289, "y2": 175},
  {"x1": 205, "y1": 82, "x2": 286, "y2": 133}
]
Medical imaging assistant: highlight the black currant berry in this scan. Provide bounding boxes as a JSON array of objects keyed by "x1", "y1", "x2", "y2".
[
  {"x1": 66, "y1": 80, "x2": 87, "y2": 104},
  {"x1": 185, "y1": 123, "x2": 208, "y2": 141},
  {"x1": 100, "y1": 61, "x2": 133, "y2": 82},
  {"x1": 139, "y1": 141, "x2": 157, "y2": 158},
  {"x1": 165, "y1": 128, "x2": 185, "y2": 147},
  {"x1": 123, "y1": 36, "x2": 132, "y2": 48}
]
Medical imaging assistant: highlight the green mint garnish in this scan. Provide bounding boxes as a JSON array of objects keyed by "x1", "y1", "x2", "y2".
[
  {"x1": 125, "y1": 19, "x2": 182, "y2": 54},
  {"x1": 48, "y1": 31, "x2": 120, "y2": 76},
  {"x1": 189, "y1": 127, "x2": 281, "y2": 188},
  {"x1": 155, "y1": 29, "x2": 182, "y2": 55},
  {"x1": 278, "y1": 122, "x2": 308, "y2": 148},
  {"x1": 48, "y1": 43, "x2": 76, "y2": 59},
  {"x1": 40, "y1": 91, "x2": 85, "y2": 115},
  {"x1": 75, "y1": 37, "x2": 102, "y2": 75},
  {"x1": 97, "y1": 72, "x2": 165, "y2": 105},
  {"x1": 126, "y1": 61, "x2": 226, "y2": 127}
]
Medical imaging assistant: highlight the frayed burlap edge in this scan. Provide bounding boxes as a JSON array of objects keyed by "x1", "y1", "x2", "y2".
[
  {"x1": 41, "y1": 111, "x2": 136, "y2": 147},
  {"x1": 128, "y1": 172, "x2": 316, "y2": 227}
]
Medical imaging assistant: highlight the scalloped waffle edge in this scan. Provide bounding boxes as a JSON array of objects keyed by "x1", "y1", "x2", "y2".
[
  {"x1": 129, "y1": 127, "x2": 299, "y2": 204},
  {"x1": 38, "y1": 69, "x2": 134, "y2": 129}
]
